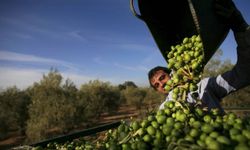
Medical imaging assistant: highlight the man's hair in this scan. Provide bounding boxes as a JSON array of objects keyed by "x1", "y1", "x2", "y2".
[{"x1": 148, "y1": 66, "x2": 171, "y2": 88}]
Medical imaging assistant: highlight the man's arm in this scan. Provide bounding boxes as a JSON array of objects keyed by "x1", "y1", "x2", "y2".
[
  {"x1": 221, "y1": 26, "x2": 250, "y2": 89},
  {"x1": 201, "y1": 25, "x2": 250, "y2": 100},
  {"x1": 215, "y1": 0, "x2": 250, "y2": 90},
  {"x1": 198, "y1": 25, "x2": 250, "y2": 112}
]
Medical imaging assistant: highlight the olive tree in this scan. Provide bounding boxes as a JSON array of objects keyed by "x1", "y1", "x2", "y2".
[
  {"x1": 26, "y1": 70, "x2": 76, "y2": 142},
  {"x1": 0, "y1": 86, "x2": 30, "y2": 139},
  {"x1": 79, "y1": 80, "x2": 121, "y2": 119},
  {"x1": 121, "y1": 86, "x2": 146, "y2": 109}
]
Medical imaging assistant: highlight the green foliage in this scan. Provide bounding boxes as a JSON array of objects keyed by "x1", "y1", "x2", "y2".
[
  {"x1": 79, "y1": 80, "x2": 121, "y2": 118},
  {"x1": 0, "y1": 86, "x2": 30, "y2": 139},
  {"x1": 121, "y1": 86, "x2": 146, "y2": 109},
  {"x1": 26, "y1": 70, "x2": 77, "y2": 142}
]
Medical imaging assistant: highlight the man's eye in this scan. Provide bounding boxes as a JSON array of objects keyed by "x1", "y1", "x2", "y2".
[{"x1": 159, "y1": 74, "x2": 165, "y2": 81}]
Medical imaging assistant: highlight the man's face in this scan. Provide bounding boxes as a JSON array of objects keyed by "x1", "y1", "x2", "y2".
[{"x1": 150, "y1": 70, "x2": 170, "y2": 94}]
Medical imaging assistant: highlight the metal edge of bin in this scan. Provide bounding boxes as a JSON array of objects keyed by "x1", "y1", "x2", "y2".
[{"x1": 30, "y1": 121, "x2": 121, "y2": 148}]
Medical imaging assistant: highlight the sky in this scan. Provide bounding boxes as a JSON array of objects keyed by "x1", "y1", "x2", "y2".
[{"x1": 0, "y1": 0, "x2": 250, "y2": 90}]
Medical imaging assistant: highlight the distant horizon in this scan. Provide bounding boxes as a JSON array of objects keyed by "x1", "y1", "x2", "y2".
[
  {"x1": 0, "y1": 66, "x2": 151, "y2": 91},
  {"x1": 0, "y1": 0, "x2": 250, "y2": 90}
]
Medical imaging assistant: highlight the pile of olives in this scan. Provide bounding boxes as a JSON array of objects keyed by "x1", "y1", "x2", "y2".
[{"x1": 36, "y1": 101, "x2": 250, "y2": 150}]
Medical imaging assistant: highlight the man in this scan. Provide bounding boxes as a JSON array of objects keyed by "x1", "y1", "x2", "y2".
[{"x1": 148, "y1": 0, "x2": 250, "y2": 112}]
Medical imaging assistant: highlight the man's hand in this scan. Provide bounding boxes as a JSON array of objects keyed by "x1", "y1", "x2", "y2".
[{"x1": 214, "y1": 0, "x2": 248, "y2": 32}]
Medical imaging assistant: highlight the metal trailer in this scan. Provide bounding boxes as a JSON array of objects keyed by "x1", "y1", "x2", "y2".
[{"x1": 27, "y1": 121, "x2": 121, "y2": 148}]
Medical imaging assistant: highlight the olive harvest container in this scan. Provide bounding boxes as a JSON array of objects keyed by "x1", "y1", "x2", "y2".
[
  {"x1": 130, "y1": 0, "x2": 230, "y2": 65},
  {"x1": 30, "y1": 121, "x2": 121, "y2": 148}
]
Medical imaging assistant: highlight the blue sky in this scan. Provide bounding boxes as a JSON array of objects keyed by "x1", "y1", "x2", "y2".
[{"x1": 0, "y1": 0, "x2": 249, "y2": 90}]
